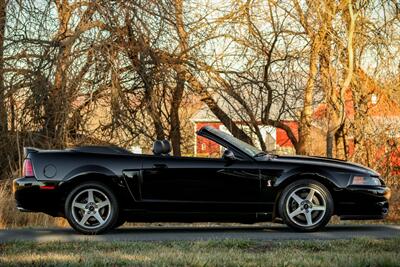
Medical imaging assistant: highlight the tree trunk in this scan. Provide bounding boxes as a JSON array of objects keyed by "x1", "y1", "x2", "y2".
[
  {"x1": 297, "y1": 37, "x2": 321, "y2": 155},
  {"x1": 169, "y1": 111, "x2": 182, "y2": 155},
  {"x1": 145, "y1": 88, "x2": 165, "y2": 141},
  {"x1": 327, "y1": 2, "x2": 357, "y2": 158},
  {"x1": 0, "y1": 0, "x2": 7, "y2": 136},
  {"x1": 169, "y1": 0, "x2": 187, "y2": 156},
  {"x1": 334, "y1": 124, "x2": 346, "y2": 159},
  {"x1": 45, "y1": 47, "x2": 69, "y2": 143},
  {"x1": 320, "y1": 32, "x2": 336, "y2": 158},
  {"x1": 170, "y1": 78, "x2": 183, "y2": 155}
]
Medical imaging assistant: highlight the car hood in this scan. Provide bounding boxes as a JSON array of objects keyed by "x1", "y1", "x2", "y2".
[{"x1": 265, "y1": 154, "x2": 380, "y2": 176}]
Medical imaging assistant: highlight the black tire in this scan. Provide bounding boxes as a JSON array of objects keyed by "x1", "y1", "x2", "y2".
[
  {"x1": 278, "y1": 179, "x2": 333, "y2": 232},
  {"x1": 113, "y1": 216, "x2": 126, "y2": 229},
  {"x1": 65, "y1": 181, "x2": 119, "y2": 235}
]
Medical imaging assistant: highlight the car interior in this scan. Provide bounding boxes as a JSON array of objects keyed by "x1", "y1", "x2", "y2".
[
  {"x1": 152, "y1": 140, "x2": 171, "y2": 156},
  {"x1": 152, "y1": 138, "x2": 235, "y2": 160}
]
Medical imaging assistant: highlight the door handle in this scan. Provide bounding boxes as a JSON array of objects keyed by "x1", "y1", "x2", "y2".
[{"x1": 153, "y1": 163, "x2": 168, "y2": 169}]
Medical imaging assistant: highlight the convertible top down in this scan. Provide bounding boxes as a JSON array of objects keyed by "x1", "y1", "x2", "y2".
[{"x1": 14, "y1": 126, "x2": 391, "y2": 234}]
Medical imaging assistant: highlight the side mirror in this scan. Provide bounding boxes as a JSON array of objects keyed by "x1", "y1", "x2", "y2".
[{"x1": 223, "y1": 149, "x2": 236, "y2": 161}]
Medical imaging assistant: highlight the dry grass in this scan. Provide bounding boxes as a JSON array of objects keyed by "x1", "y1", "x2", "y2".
[
  {"x1": 0, "y1": 238, "x2": 399, "y2": 266},
  {"x1": 387, "y1": 184, "x2": 400, "y2": 222}
]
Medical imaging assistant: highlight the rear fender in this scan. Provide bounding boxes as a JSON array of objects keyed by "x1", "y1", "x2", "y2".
[
  {"x1": 59, "y1": 165, "x2": 133, "y2": 209},
  {"x1": 62, "y1": 165, "x2": 117, "y2": 182}
]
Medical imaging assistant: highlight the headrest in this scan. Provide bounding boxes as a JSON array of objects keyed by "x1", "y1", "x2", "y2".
[
  {"x1": 161, "y1": 140, "x2": 171, "y2": 155},
  {"x1": 152, "y1": 140, "x2": 164, "y2": 155}
]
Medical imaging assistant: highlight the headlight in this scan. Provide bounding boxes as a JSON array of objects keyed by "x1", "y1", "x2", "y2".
[{"x1": 351, "y1": 175, "x2": 381, "y2": 186}]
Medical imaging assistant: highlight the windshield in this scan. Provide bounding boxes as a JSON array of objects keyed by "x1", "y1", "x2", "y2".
[{"x1": 205, "y1": 127, "x2": 264, "y2": 157}]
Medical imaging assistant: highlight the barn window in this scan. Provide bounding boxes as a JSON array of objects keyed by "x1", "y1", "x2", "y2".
[{"x1": 201, "y1": 143, "x2": 206, "y2": 151}]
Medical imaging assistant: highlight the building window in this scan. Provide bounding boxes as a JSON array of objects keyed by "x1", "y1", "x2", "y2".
[{"x1": 201, "y1": 143, "x2": 206, "y2": 151}]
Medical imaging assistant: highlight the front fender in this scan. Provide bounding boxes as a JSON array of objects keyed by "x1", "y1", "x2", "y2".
[{"x1": 275, "y1": 166, "x2": 351, "y2": 189}]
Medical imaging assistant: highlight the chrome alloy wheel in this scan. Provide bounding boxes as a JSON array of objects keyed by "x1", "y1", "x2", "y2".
[
  {"x1": 71, "y1": 189, "x2": 112, "y2": 229},
  {"x1": 285, "y1": 186, "x2": 326, "y2": 227}
]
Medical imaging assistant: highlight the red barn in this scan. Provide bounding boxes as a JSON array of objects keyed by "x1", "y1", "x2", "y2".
[
  {"x1": 191, "y1": 107, "x2": 298, "y2": 157},
  {"x1": 191, "y1": 68, "x2": 400, "y2": 176}
]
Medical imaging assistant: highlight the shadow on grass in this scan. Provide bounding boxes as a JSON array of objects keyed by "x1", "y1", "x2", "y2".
[{"x1": 1, "y1": 224, "x2": 400, "y2": 243}]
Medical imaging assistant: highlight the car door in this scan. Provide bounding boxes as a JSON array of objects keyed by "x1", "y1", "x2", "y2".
[{"x1": 139, "y1": 155, "x2": 262, "y2": 211}]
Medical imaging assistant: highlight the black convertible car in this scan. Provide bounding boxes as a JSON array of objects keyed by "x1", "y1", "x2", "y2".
[{"x1": 14, "y1": 126, "x2": 390, "y2": 234}]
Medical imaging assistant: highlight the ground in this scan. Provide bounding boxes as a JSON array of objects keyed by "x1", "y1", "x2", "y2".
[
  {"x1": 0, "y1": 238, "x2": 399, "y2": 266},
  {"x1": 1, "y1": 224, "x2": 400, "y2": 242},
  {"x1": 1, "y1": 224, "x2": 400, "y2": 266}
]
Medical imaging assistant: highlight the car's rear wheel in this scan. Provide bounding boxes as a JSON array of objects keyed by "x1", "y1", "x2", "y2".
[
  {"x1": 65, "y1": 182, "x2": 119, "y2": 234},
  {"x1": 278, "y1": 179, "x2": 333, "y2": 232}
]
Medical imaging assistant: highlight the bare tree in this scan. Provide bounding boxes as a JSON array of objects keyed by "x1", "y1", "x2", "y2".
[{"x1": 0, "y1": 0, "x2": 6, "y2": 136}]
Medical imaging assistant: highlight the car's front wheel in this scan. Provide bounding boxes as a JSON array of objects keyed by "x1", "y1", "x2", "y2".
[
  {"x1": 65, "y1": 182, "x2": 119, "y2": 234},
  {"x1": 113, "y1": 216, "x2": 126, "y2": 229},
  {"x1": 278, "y1": 179, "x2": 333, "y2": 232}
]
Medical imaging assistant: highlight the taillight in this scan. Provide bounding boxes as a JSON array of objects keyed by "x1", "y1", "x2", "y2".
[{"x1": 23, "y1": 159, "x2": 34, "y2": 177}]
